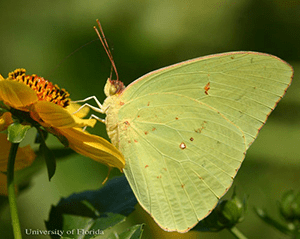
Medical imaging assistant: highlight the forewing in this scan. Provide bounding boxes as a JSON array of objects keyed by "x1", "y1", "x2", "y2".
[
  {"x1": 118, "y1": 93, "x2": 246, "y2": 232},
  {"x1": 120, "y1": 52, "x2": 293, "y2": 147}
]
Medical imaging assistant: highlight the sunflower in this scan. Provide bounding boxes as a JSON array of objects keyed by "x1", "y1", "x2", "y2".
[{"x1": 0, "y1": 69, "x2": 125, "y2": 171}]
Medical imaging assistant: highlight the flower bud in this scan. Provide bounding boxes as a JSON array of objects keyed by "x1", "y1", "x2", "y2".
[
  {"x1": 194, "y1": 191, "x2": 247, "y2": 231},
  {"x1": 216, "y1": 192, "x2": 246, "y2": 228},
  {"x1": 279, "y1": 190, "x2": 300, "y2": 222}
]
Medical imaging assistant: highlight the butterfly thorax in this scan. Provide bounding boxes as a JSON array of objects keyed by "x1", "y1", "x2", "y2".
[{"x1": 103, "y1": 79, "x2": 125, "y2": 148}]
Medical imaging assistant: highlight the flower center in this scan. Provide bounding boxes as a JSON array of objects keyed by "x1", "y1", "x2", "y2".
[{"x1": 8, "y1": 69, "x2": 70, "y2": 107}]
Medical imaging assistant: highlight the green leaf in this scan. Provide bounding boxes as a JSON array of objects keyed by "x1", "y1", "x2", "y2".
[
  {"x1": 107, "y1": 232, "x2": 119, "y2": 239},
  {"x1": 7, "y1": 122, "x2": 31, "y2": 143},
  {"x1": 45, "y1": 176, "x2": 137, "y2": 239},
  {"x1": 107, "y1": 224, "x2": 145, "y2": 239},
  {"x1": 88, "y1": 213, "x2": 125, "y2": 232},
  {"x1": 39, "y1": 141, "x2": 56, "y2": 181},
  {"x1": 34, "y1": 129, "x2": 48, "y2": 144},
  {"x1": 117, "y1": 224, "x2": 144, "y2": 239},
  {"x1": 107, "y1": 224, "x2": 144, "y2": 239},
  {"x1": 60, "y1": 213, "x2": 125, "y2": 239},
  {"x1": 63, "y1": 214, "x2": 94, "y2": 238}
]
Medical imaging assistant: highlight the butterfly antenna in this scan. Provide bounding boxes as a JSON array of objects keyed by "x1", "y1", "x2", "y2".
[
  {"x1": 47, "y1": 39, "x2": 98, "y2": 77},
  {"x1": 94, "y1": 19, "x2": 119, "y2": 82},
  {"x1": 109, "y1": 65, "x2": 113, "y2": 81}
]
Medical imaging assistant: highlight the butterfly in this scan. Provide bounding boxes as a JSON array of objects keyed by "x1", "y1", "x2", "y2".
[{"x1": 74, "y1": 20, "x2": 293, "y2": 232}]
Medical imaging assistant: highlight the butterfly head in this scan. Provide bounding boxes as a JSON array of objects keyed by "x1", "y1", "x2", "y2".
[{"x1": 104, "y1": 78, "x2": 125, "y2": 97}]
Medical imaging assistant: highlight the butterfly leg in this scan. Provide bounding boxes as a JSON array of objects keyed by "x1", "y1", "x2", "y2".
[
  {"x1": 72, "y1": 96, "x2": 104, "y2": 114},
  {"x1": 82, "y1": 114, "x2": 105, "y2": 131},
  {"x1": 72, "y1": 103, "x2": 104, "y2": 115},
  {"x1": 89, "y1": 114, "x2": 105, "y2": 123}
]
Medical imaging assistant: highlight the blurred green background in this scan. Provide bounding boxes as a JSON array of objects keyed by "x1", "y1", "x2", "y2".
[{"x1": 0, "y1": 0, "x2": 299, "y2": 238}]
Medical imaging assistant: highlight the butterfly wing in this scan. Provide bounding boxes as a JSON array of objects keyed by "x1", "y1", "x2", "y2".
[
  {"x1": 117, "y1": 93, "x2": 246, "y2": 232},
  {"x1": 120, "y1": 52, "x2": 293, "y2": 147},
  {"x1": 112, "y1": 52, "x2": 293, "y2": 232}
]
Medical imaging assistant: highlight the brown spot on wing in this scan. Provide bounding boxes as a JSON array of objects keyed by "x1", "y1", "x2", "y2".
[
  {"x1": 123, "y1": 122, "x2": 130, "y2": 130},
  {"x1": 122, "y1": 121, "x2": 130, "y2": 130},
  {"x1": 194, "y1": 121, "x2": 207, "y2": 133},
  {"x1": 204, "y1": 82, "x2": 210, "y2": 95},
  {"x1": 145, "y1": 165, "x2": 149, "y2": 168},
  {"x1": 180, "y1": 142, "x2": 186, "y2": 149},
  {"x1": 144, "y1": 131, "x2": 148, "y2": 135}
]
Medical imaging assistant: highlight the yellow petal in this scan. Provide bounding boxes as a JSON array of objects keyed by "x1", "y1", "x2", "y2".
[
  {"x1": 0, "y1": 74, "x2": 4, "y2": 81},
  {"x1": 0, "y1": 80, "x2": 38, "y2": 110},
  {"x1": 0, "y1": 133, "x2": 36, "y2": 172},
  {"x1": 66, "y1": 102, "x2": 90, "y2": 118},
  {"x1": 32, "y1": 101, "x2": 96, "y2": 128},
  {"x1": 57, "y1": 128, "x2": 125, "y2": 171},
  {"x1": 0, "y1": 112, "x2": 13, "y2": 132}
]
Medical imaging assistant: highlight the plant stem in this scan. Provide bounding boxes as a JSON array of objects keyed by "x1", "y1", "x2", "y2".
[
  {"x1": 228, "y1": 226, "x2": 248, "y2": 239},
  {"x1": 7, "y1": 142, "x2": 22, "y2": 239}
]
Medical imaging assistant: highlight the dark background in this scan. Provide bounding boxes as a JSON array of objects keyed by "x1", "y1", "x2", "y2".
[{"x1": 0, "y1": 1, "x2": 299, "y2": 238}]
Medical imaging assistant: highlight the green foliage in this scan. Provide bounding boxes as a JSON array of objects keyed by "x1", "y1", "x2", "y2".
[
  {"x1": 107, "y1": 224, "x2": 144, "y2": 239},
  {"x1": 7, "y1": 122, "x2": 31, "y2": 143},
  {"x1": 0, "y1": 1, "x2": 299, "y2": 238},
  {"x1": 279, "y1": 190, "x2": 300, "y2": 222},
  {"x1": 255, "y1": 190, "x2": 300, "y2": 238},
  {"x1": 39, "y1": 139, "x2": 56, "y2": 181},
  {"x1": 194, "y1": 191, "x2": 247, "y2": 232},
  {"x1": 61, "y1": 213, "x2": 126, "y2": 239},
  {"x1": 45, "y1": 176, "x2": 138, "y2": 239},
  {"x1": 36, "y1": 127, "x2": 57, "y2": 181}
]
